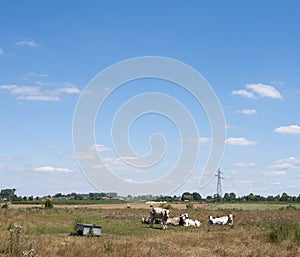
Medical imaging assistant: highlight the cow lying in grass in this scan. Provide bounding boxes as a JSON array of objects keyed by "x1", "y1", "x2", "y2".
[
  {"x1": 208, "y1": 214, "x2": 234, "y2": 225},
  {"x1": 149, "y1": 207, "x2": 170, "y2": 229},
  {"x1": 179, "y1": 213, "x2": 201, "y2": 227}
]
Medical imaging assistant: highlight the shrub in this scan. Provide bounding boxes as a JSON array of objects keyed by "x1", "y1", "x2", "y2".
[
  {"x1": 1, "y1": 202, "x2": 9, "y2": 209},
  {"x1": 104, "y1": 240, "x2": 114, "y2": 252},
  {"x1": 286, "y1": 204, "x2": 297, "y2": 210},
  {"x1": 71, "y1": 217, "x2": 83, "y2": 236},
  {"x1": 159, "y1": 203, "x2": 173, "y2": 210},
  {"x1": 269, "y1": 221, "x2": 300, "y2": 243},
  {"x1": 44, "y1": 199, "x2": 53, "y2": 209},
  {"x1": 186, "y1": 203, "x2": 194, "y2": 210}
]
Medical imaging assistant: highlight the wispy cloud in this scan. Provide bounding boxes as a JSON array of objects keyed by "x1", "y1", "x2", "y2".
[
  {"x1": 0, "y1": 83, "x2": 80, "y2": 102},
  {"x1": 73, "y1": 144, "x2": 111, "y2": 160},
  {"x1": 232, "y1": 83, "x2": 282, "y2": 99},
  {"x1": 33, "y1": 166, "x2": 72, "y2": 173},
  {"x1": 236, "y1": 109, "x2": 256, "y2": 115},
  {"x1": 185, "y1": 137, "x2": 211, "y2": 145},
  {"x1": 15, "y1": 39, "x2": 39, "y2": 47},
  {"x1": 0, "y1": 48, "x2": 3, "y2": 56},
  {"x1": 59, "y1": 87, "x2": 81, "y2": 94},
  {"x1": 231, "y1": 89, "x2": 254, "y2": 98},
  {"x1": 262, "y1": 171, "x2": 286, "y2": 176},
  {"x1": 274, "y1": 125, "x2": 300, "y2": 134},
  {"x1": 270, "y1": 157, "x2": 300, "y2": 170},
  {"x1": 225, "y1": 137, "x2": 257, "y2": 146},
  {"x1": 234, "y1": 162, "x2": 255, "y2": 168},
  {"x1": 18, "y1": 95, "x2": 60, "y2": 102}
]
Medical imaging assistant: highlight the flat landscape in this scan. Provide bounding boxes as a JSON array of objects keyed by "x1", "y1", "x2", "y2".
[{"x1": 1, "y1": 202, "x2": 299, "y2": 257}]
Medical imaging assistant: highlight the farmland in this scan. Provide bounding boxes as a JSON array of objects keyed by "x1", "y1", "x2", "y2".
[{"x1": 0, "y1": 202, "x2": 299, "y2": 257}]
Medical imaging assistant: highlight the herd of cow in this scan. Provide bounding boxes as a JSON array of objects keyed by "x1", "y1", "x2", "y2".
[{"x1": 141, "y1": 207, "x2": 234, "y2": 229}]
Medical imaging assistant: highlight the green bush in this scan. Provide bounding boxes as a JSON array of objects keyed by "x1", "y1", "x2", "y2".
[
  {"x1": 44, "y1": 199, "x2": 53, "y2": 209},
  {"x1": 1, "y1": 202, "x2": 9, "y2": 209},
  {"x1": 159, "y1": 203, "x2": 173, "y2": 210},
  {"x1": 186, "y1": 203, "x2": 194, "y2": 210},
  {"x1": 269, "y1": 221, "x2": 300, "y2": 243}
]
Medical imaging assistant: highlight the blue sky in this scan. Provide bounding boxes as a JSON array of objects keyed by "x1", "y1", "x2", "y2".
[{"x1": 0, "y1": 1, "x2": 300, "y2": 197}]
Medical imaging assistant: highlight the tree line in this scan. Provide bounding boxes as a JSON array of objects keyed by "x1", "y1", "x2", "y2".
[
  {"x1": 1, "y1": 188, "x2": 300, "y2": 203},
  {"x1": 180, "y1": 192, "x2": 300, "y2": 203}
]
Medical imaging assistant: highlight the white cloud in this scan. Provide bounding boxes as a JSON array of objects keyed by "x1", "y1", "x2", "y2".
[
  {"x1": 237, "y1": 109, "x2": 256, "y2": 115},
  {"x1": 73, "y1": 144, "x2": 110, "y2": 160},
  {"x1": 33, "y1": 166, "x2": 72, "y2": 173},
  {"x1": 262, "y1": 171, "x2": 286, "y2": 176},
  {"x1": 17, "y1": 95, "x2": 60, "y2": 102},
  {"x1": 186, "y1": 137, "x2": 211, "y2": 145},
  {"x1": 225, "y1": 137, "x2": 257, "y2": 146},
  {"x1": 270, "y1": 157, "x2": 300, "y2": 170},
  {"x1": 59, "y1": 87, "x2": 80, "y2": 94},
  {"x1": 231, "y1": 89, "x2": 254, "y2": 98},
  {"x1": 15, "y1": 39, "x2": 39, "y2": 47},
  {"x1": 0, "y1": 82, "x2": 80, "y2": 102},
  {"x1": 246, "y1": 84, "x2": 282, "y2": 99},
  {"x1": 232, "y1": 83, "x2": 282, "y2": 99},
  {"x1": 0, "y1": 48, "x2": 3, "y2": 55},
  {"x1": 90, "y1": 144, "x2": 110, "y2": 152},
  {"x1": 274, "y1": 125, "x2": 300, "y2": 134},
  {"x1": 0, "y1": 84, "x2": 40, "y2": 95},
  {"x1": 234, "y1": 162, "x2": 255, "y2": 168}
]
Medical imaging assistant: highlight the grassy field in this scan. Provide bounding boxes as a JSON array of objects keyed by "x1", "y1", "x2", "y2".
[{"x1": 0, "y1": 202, "x2": 299, "y2": 257}]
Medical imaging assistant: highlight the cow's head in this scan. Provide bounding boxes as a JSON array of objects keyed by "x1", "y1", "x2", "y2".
[{"x1": 227, "y1": 214, "x2": 234, "y2": 225}]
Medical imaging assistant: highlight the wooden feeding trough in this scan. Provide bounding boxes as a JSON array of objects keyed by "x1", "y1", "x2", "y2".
[{"x1": 76, "y1": 223, "x2": 102, "y2": 236}]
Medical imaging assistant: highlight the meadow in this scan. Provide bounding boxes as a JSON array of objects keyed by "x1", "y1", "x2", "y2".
[{"x1": 0, "y1": 202, "x2": 299, "y2": 257}]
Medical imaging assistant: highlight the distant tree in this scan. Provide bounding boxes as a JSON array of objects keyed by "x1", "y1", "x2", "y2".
[
  {"x1": 0, "y1": 189, "x2": 16, "y2": 201},
  {"x1": 54, "y1": 193, "x2": 63, "y2": 198},
  {"x1": 206, "y1": 195, "x2": 213, "y2": 202},
  {"x1": 223, "y1": 193, "x2": 230, "y2": 202},
  {"x1": 181, "y1": 192, "x2": 193, "y2": 201},
  {"x1": 213, "y1": 194, "x2": 222, "y2": 202},
  {"x1": 229, "y1": 192, "x2": 236, "y2": 201},
  {"x1": 274, "y1": 195, "x2": 280, "y2": 201},
  {"x1": 297, "y1": 194, "x2": 300, "y2": 203},
  {"x1": 192, "y1": 192, "x2": 202, "y2": 201},
  {"x1": 280, "y1": 192, "x2": 291, "y2": 202}
]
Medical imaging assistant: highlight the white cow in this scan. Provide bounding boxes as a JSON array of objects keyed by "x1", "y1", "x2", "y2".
[
  {"x1": 166, "y1": 216, "x2": 180, "y2": 226},
  {"x1": 179, "y1": 213, "x2": 189, "y2": 226},
  {"x1": 184, "y1": 219, "x2": 201, "y2": 227},
  {"x1": 149, "y1": 207, "x2": 170, "y2": 229},
  {"x1": 208, "y1": 214, "x2": 234, "y2": 225},
  {"x1": 178, "y1": 213, "x2": 201, "y2": 227},
  {"x1": 141, "y1": 216, "x2": 151, "y2": 224}
]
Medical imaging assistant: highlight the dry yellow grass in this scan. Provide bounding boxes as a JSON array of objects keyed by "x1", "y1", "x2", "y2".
[{"x1": 0, "y1": 204, "x2": 299, "y2": 257}]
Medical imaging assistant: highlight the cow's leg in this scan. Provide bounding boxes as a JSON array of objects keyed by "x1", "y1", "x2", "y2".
[
  {"x1": 162, "y1": 221, "x2": 167, "y2": 229},
  {"x1": 150, "y1": 217, "x2": 154, "y2": 228}
]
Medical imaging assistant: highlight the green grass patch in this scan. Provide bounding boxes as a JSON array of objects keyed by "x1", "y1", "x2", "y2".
[
  {"x1": 269, "y1": 221, "x2": 300, "y2": 243},
  {"x1": 207, "y1": 202, "x2": 300, "y2": 211},
  {"x1": 12, "y1": 199, "x2": 126, "y2": 205}
]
